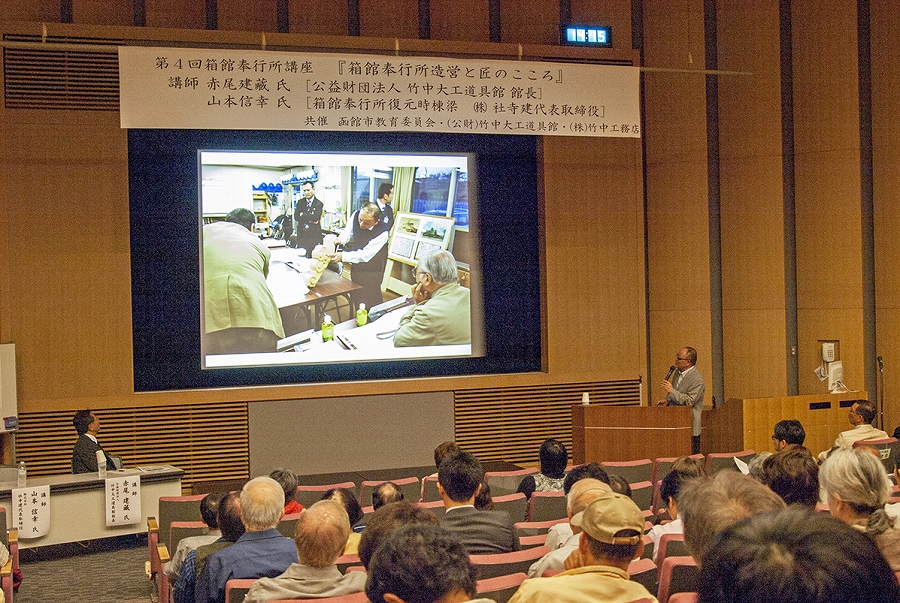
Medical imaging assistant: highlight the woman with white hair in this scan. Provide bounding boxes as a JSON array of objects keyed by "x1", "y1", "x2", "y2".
[{"x1": 819, "y1": 447, "x2": 900, "y2": 570}]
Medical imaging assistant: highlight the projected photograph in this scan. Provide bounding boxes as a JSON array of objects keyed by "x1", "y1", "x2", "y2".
[{"x1": 198, "y1": 150, "x2": 481, "y2": 369}]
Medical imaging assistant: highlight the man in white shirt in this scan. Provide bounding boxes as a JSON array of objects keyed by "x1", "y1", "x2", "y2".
[
  {"x1": 333, "y1": 202, "x2": 390, "y2": 309},
  {"x1": 817, "y1": 400, "x2": 889, "y2": 462}
]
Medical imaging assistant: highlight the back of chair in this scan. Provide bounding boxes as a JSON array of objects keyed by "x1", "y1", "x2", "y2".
[
  {"x1": 656, "y1": 533, "x2": 688, "y2": 567},
  {"x1": 601, "y1": 459, "x2": 653, "y2": 484},
  {"x1": 514, "y1": 517, "x2": 568, "y2": 537},
  {"x1": 268, "y1": 593, "x2": 368, "y2": 603},
  {"x1": 169, "y1": 521, "x2": 209, "y2": 554},
  {"x1": 225, "y1": 578, "x2": 257, "y2": 603},
  {"x1": 853, "y1": 437, "x2": 899, "y2": 473},
  {"x1": 335, "y1": 553, "x2": 362, "y2": 574},
  {"x1": 421, "y1": 475, "x2": 442, "y2": 502},
  {"x1": 415, "y1": 500, "x2": 446, "y2": 519},
  {"x1": 519, "y1": 533, "x2": 548, "y2": 549},
  {"x1": 295, "y1": 482, "x2": 356, "y2": 509},
  {"x1": 628, "y1": 557, "x2": 658, "y2": 594},
  {"x1": 658, "y1": 556, "x2": 700, "y2": 603},
  {"x1": 359, "y1": 476, "x2": 421, "y2": 507},
  {"x1": 277, "y1": 512, "x2": 303, "y2": 539},
  {"x1": 470, "y1": 546, "x2": 551, "y2": 580},
  {"x1": 485, "y1": 468, "x2": 538, "y2": 497},
  {"x1": 476, "y1": 572, "x2": 528, "y2": 603},
  {"x1": 668, "y1": 593, "x2": 700, "y2": 603},
  {"x1": 630, "y1": 481, "x2": 654, "y2": 512},
  {"x1": 705, "y1": 450, "x2": 755, "y2": 474},
  {"x1": 492, "y1": 493, "x2": 529, "y2": 523},
  {"x1": 158, "y1": 494, "x2": 207, "y2": 547},
  {"x1": 652, "y1": 455, "x2": 705, "y2": 487},
  {"x1": 528, "y1": 491, "x2": 567, "y2": 522}
]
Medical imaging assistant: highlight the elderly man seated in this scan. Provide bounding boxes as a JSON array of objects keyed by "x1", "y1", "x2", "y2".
[
  {"x1": 393, "y1": 249, "x2": 471, "y2": 347},
  {"x1": 818, "y1": 400, "x2": 888, "y2": 462},
  {"x1": 244, "y1": 499, "x2": 366, "y2": 603}
]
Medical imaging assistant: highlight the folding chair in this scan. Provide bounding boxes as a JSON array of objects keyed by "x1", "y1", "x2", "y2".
[
  {"x1": 514, "y1": 517, "x2": 568, "y2": 537},
  {"x1": 492, "y1": 493, "x2": 529, "y2": 523},
  {"x1": 476, "y1": 572, "x2": 528, "y2": 603},
  {"x1": 225, "y1": 578, "x2": 257, "y2": 603},
  {"x1": 359, "y1": 477, "x2": 421, "y2": 507},
  {"x1": 601, "y1": 459, "x2": 653, "y2": 484},
  {"x1": 657, "y1": 556, "x2": 700, "y2": 603},
  {"x1": 628, "y1": 557, "x2": 658, "y2": 594},
  {"x1": 470, "y1": 546, "x2": 551, "y2": 579},
  {"x1": 277, "y1": 512, "x2": 303, "y2": 538},
  {"x1": 656, "y1": 533, "x2": 689, "y2": 568},
  {"x1": 651, "y1": 454, "x2": 705, "y2": 487},
  {"x1": 668, "y1": 593, "x2": 699, "y2": 603},
  {"x1": 295, "y1": 482, "x2": 357, "y2": 509},
  {"x1": 169, "y1": 521, "x2": 209, "y2": 555},
  {"x1": 415, "y1": 499, "x2": 446, "y2": 519},
  {"x1": 519, "y1": 533, "x2": 548, "y2": 549},
  {"x1": 484, "y1": 468, "x2": 538, "y2": 497},
  {"x1": 853, "y1": 438, "x2": 899, "y2": 473},
  {"x1": 630, "y1": 481, "x2": 654, "y2": 512},
  {"x1": 335, "y1": 553, "x2": 361, "y2": 574},
  {"x1": 269, "y1": 594, "x2": 368, "y2": 603},
  {"x1": 528, "y1": 491, "x2": 567, "y2": 522},
  {"x1": 149, "y1": 494, "x2": 207, "y2": 582},
  {"x1": 421, "y1": 475, "x2": 442, "y2": 502},
  {"x1": 705, "y1": 450, "x2": 755, "y2": 474}
]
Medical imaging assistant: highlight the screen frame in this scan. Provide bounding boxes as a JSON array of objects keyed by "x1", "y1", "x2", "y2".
[{"x1": 129, "y1": 129, "x2": 543, "y2": 391}]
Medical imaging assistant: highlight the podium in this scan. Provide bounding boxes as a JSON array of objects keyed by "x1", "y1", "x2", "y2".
[{"x1": 572, "y1": 404, "x2": 693, "y2": 463}]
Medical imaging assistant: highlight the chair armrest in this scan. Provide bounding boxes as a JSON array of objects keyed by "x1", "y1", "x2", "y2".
[
  {"x1": 0, "y1": 558, "x2": 10, "y2": 576},
  {"x1": 148, "y1": 517, "x2": 159, "y2": 533},
  {"x1": 158, "y1": 543, "x2": 170, "y2": 564},
  {"x1": 0, "y1": 557, "x2": 10, "y2": 603}
]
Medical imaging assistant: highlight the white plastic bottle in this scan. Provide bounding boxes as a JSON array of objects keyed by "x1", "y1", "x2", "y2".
[
  {"x1": 96, "y1": 450, "x2": 107, "y2": 479},
  {"x1": 17, "y1": 461, "x2": 26, "y2": 488}
]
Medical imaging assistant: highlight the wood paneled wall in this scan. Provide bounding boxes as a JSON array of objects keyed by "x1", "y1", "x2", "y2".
[
  {"x1": 871, "y1": 0, "x2": 900, "y2": 432},
  {"x1": 716, "y1": 0, "x2": 788, "y2": 400},
  {"x1": 643, "y1": 0, "x2": 714, "y2": 404}
]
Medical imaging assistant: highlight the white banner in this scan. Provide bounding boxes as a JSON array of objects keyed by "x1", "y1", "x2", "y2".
[
  {"x1": 105, "y1": 475, "x2": 141, "y2": 526},
  {"x1": 119, "y1": 46, "x2": 640, "y2": 138},
  {"x1": 12, "y1": 485, "x2": 50, "y2": 538}
]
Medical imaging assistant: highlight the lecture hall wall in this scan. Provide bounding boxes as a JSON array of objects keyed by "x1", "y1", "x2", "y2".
[{"x1": 1, "y1": 0, "x2": 899, "y2": 468}]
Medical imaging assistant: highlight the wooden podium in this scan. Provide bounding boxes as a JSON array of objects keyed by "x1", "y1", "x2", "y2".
[{"x1": 572, "y1": 404, "x2": 693, "y2": 463}]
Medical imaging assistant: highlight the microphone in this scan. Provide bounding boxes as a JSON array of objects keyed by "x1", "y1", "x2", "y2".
[
  {"x1": 877, "y1": 356, "x2": 884, "y2": 370},
  {"x1": 665, "y1": 365, "x2": 676, "y2": 381}
]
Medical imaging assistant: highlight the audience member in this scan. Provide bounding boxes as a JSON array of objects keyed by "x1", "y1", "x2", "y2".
[
  {"x1": 607, "y1": 474, "x2": 631, "y2": 498},
  {"x1": 164, "y1": 491, "x2": 226, "y2": 581},
  {"x1": 270, "y1": 468, "x2": 304, "y2": 514},
  {"x1": 548, "y1": 463, "x2": 612, "y2": 550},
  {"x1": 433, "y1": 441, "x2": 462, "y2": 474},
  {"x1": 196, "y1": 477, "x2": 297, "y2": 603},
  {"x1": 772, "y1": 419, "x2": 806, "y2": 450},
  {"x1": 647, "y1": 458, "x2": 707, "y2": 563},
  {"x1": 438, "y1": 451, "x2": 520, "y2": 554},
  {"x1": 746, "y1": 451, "x2": 771, "y2": 481},
  {"x1": 759, "y1": 446, "x2": 819, "y2": 508},
  {"x1": 173, "y1": 492, "x2": 244, "y2": 603},
  {"x1": 473, "y1": 480, "x2": 493, "y2": 510},
  {"x1": 678, "y1": 470, "x2": 785, "y2": 565},
  {"x1": 818, "y1": 400, "x2": 888, "y2": 461},
  {"x1": 819, "y1": 447, "x2": 900, "y2": 570},
  {"x1": 517, "y1": 439, "x2": 569, "y2": 501},
  {"x1": 322, "y1": 487, "x2": 365, "y2": 549},
  {"x1": 365, "y1": 523, "x2": 493, "y2": 603},
  {"x1": 526, "y1": 478, "x2": 611, "y2": 577},
  {"x1": 699, "y1": 507, "x2": 900, "y2": 603},
  {"x1": 508, "y1": 492, "x2": 655, "y2": 603},
  {"x1": 244, "y1": 499, "x2": 365, "y2": 603},
  {"x1": 373, "y1": 482, "x2": 405, "y2": 510},
  {"x1": 358, "y1": 501, "x2": 439, "y2": 569}
]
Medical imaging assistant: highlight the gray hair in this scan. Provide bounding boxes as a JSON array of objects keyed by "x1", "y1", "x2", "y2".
[
  {"x1": 295, "y1": 499, "x2": 351, "y2": 567},
  {"x1": 417, "y1": 250, "x2": 458, "y2": 285},
  {"x1": 820, "y1": 447, "x2": 894, "y2": 535},
  {"x1": 240, "y1": 476, "x2": 285, "y2": 530}
]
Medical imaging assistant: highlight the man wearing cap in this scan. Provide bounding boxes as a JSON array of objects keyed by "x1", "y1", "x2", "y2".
[{"x1": 507, "y1": 491, "x2": 657, "y2": 603}]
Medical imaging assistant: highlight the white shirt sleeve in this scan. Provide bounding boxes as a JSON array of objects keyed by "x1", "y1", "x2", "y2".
[{"x1": 341, "y1": 230, "x2": 389, "y2": 264}]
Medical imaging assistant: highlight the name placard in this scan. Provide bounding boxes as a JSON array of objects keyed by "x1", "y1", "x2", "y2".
[
  {"x1": 13, "y1": 485, "x2": 50, "y2": 538},
  {"x1": 105, "y1": 476, "x2": 141, "y2": 526}
]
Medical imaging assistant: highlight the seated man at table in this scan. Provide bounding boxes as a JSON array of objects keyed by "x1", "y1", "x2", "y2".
[
  {"x1": 71, "y1": 410, "x2": 118, "y2": 474},
  {"x1": 393, "y1": 250, "x2": 471, "y2": 347},
  {"x1": 244, "y1": 499, "x2": 365, "y2": 603}
]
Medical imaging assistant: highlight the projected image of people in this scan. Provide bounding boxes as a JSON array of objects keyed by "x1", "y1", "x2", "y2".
[
  {"x1": 198, "y1": 150, "x2": 481, "y2": 369},
  {"x1": 202, "y1": 208, "x2": 285, "y2": 354},
  {"x1": 393, "y1": 250, "x2": 471, "y2": 347}
]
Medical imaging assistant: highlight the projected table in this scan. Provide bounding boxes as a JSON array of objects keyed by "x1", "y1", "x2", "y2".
[{"x1": 267, "y1": 247, "x2": 361, "y2": 328}]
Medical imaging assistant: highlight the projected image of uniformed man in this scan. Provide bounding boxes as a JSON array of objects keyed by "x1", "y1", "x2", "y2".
[{"x1": 203, "y1": 208, "x2": 284, "y2": 355}]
